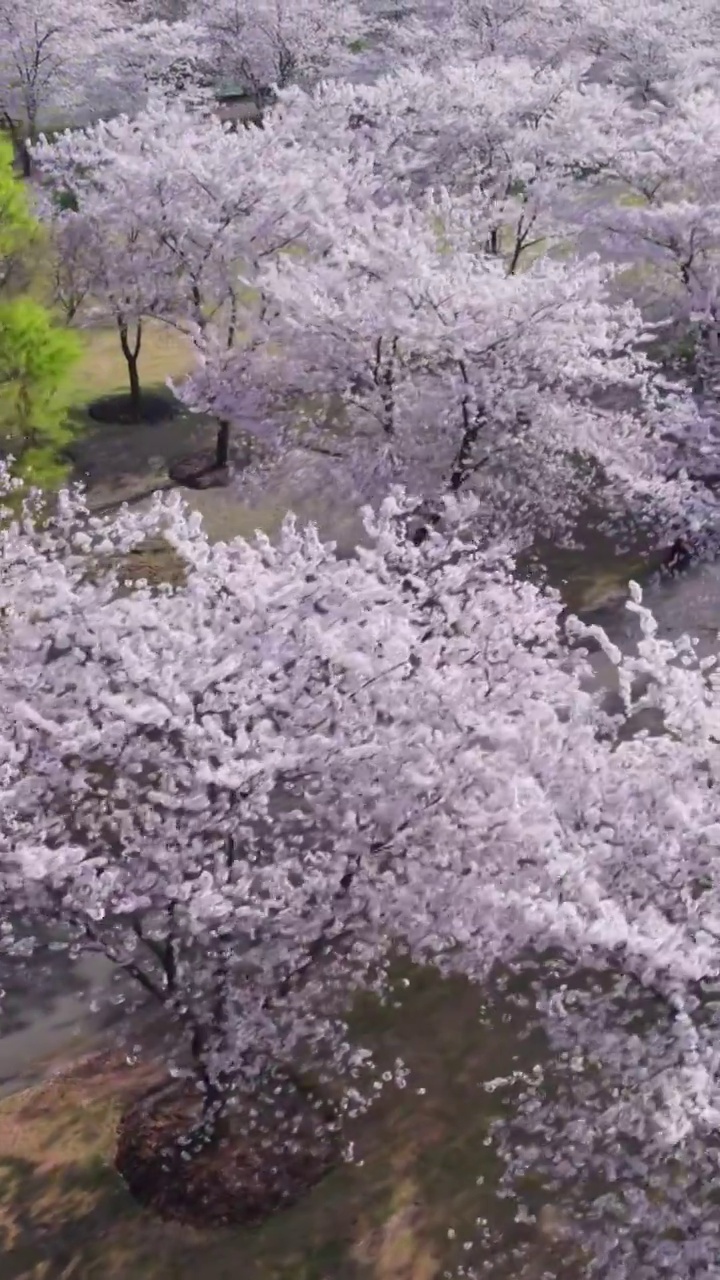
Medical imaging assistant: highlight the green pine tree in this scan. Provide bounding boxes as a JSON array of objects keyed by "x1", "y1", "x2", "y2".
[{"x1": 0, "y1": 136, "x2": 80, "y2": 491}]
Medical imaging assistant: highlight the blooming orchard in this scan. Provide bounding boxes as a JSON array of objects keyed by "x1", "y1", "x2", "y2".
[
  {"x1": 11, "y1": 0, "x2": 720, "y2": 1267},
  {"x1": 185, "y1": 0, "x2": 369, "y2": 99},
  {"x1": 184, "y1": 180, "x2": 700, "y2": 546},
  {"x1": 31, "y1": 13, "x2": 720, "y2": 551},
  {"x1": 0, "y1": 0, "x2": 205, "y2": 171}
]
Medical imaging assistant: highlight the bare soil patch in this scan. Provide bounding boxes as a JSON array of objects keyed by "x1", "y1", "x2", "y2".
[{"x1": 116, "y1": 1077, "x2": 339, "y2": 1228}]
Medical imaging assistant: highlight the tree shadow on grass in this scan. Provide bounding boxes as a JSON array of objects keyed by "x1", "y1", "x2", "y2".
[
  {"x1": 0, "y1": 1152, "x2": 136, "y2": 1279},
  {"x1": 65, "y1": 387, "x2": 219, "y2": 492}
]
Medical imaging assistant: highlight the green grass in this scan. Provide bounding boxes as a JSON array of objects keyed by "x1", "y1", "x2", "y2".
[
  {"x1": 60, "y1": 322, "x2": 211, "y2": 512},
  {"x1": 615, "y1": 191, "x2": 649, "y2": 209},
  {"x1": 536, "y1": 547, "x2": 653, "y2": 614},
  {"x1": 70, "y1": 323, "x2": 195, "y2": 402},
  {"x1": 59, "y1": 318, "x2": 366, "y2": 555}
]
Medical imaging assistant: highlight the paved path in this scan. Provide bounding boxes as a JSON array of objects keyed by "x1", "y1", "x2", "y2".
[{"x1": 0, "y1": 950, "x2": 116, "y2": 1098}]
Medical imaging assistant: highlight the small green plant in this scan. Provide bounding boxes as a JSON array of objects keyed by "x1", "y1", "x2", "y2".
[
  {"x1": 53, "y1": 187, "x2": 79, "y2": 213},
  {"x1": 673, "y1": 330, "x2": 698, "y2": 367},
  {"x1": 0, "y1": 137, "x2": 81, "y2": 489},
  {"x1": 0, "y1": 297, "x2": 81, "y2": 485}
]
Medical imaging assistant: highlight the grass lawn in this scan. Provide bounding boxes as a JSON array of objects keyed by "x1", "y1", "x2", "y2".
[
  {"x1": 61, "y1": 322, "x2": 216, "y2": 513},
  {"x1": 0, "y1": 972, "x2": 568, "y2": 1280},
  {"x1": 531, "y1": 539, "x2": 659, "y2": 614},
  {"x1": 63, "y1": 321, "x2": 367, "y2": 555},
  {"x1": 63, "y1": 322, "x2": 651, "y2": 606},
  {"x1": 70, "y1": 324, "x2": 196, "y2": 402}
]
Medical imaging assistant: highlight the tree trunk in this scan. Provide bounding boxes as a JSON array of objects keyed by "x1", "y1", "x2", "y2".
[
  {"x1": 117, "y1": 317, "x2": 143, "y2": 422},
  {"x1": 186, "y1": 1023, "x2": 231, "y2": 1151},
  {"x1": 448, "y1": 417, "x2": 482, "y2": 491},
  {"x1": 372, "y1": 336, "x2": 398, "y2": 437},
  {"x1": 127, "y1": 353, "x2": 142, "y2": 422},
  {"x1": 212, "y1": 292, "x2": 238, "y2": 469},
  {"x1": 19, "y1": 140, "x2": 31, "y2": 179},
  {"x1": 2, "y1": 114, "x2": 31, "y2": 178},
  {"x1": 215, "y1": 420, "x2": 231, "y2": 469},
  {"x1": 447, "y1": 360, "x2": 488, "y2": 492},
  {"x1": 188, "y1": 1080, "x2": 230, "y2": 1151}
]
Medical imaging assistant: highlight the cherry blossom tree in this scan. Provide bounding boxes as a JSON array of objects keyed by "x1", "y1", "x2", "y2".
[
  {"x1": 183, "y1": 184, "x2": 699, "y2": 549},
  {"x1": 5, "y1": 470, "x2": 720, "y2": 1254},
  {"x1": 577, "y1": 85, "x2": 720, "y2": 307},
  {"x1": 574, "y1": 0, "x2": 720, "y2": 105},
  {"x1": 273, "y1": 54, "x2": 632, "y2": 227},
  {"x1": 188, "y1": 0, "x2": 369, "y2": 103},
  {"x1": 383, "y1": 0, "x2": 720, "y2": 103},
  {"x1": 570, "y1": 84, "x2": 720, "y2": 490},
  {"x1": 31, "y1": 116, "x2": 182, "y2": 422},
  {"x1": 0, "y1": 0, "x2": 207, "y2": 176},
  {"x1": 463, "y1": 591, "x2": 720, "y2": 1278},
  {"x1": 0, "y1": 474, "x2": 614, "y2": 1157},
  {"x1": 33, "y1": 92, "x2": 378, "y2": 457},
  {"x1": 92, "y1": 13, "x2": 210, "y2": 117},
  {"x1": 0, "y1": 0, "x2": 117, "y2": 174},
  {"x1": 377, "y1": 0, "x2": 581, "y2": 70}
]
